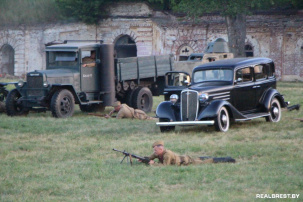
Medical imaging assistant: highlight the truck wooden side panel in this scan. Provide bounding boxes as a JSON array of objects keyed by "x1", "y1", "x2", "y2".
[{"x1": 117, "y1": 55, "x2": 173, "y2": 82}]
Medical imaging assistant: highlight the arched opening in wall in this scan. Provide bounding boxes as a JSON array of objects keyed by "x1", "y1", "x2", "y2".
[
  {"x1": 0, "y1": 44, "x2": 15, "y2": 75},
  {"x1": 177, "y1": 45, "x2": 194, "y2": 61},
  {"x1": 245, "y1": 44, "x2": 254, "y2": 57},
  {"x1": 114, "y1": 35, "x2": 137, "y2": 58}
]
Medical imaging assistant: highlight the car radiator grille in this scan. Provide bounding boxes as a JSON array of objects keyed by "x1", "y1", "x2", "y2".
[
  {"x1": 181, "y1": 90, "x2": 198, "y2": 121},
  {"x1": 27, "y1": 76, "x2": 44, "y2": 96}
]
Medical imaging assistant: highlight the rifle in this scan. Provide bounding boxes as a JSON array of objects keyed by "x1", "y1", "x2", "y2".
[
  {"x1": 113, "y1": 148, "x2": 150, "y2": 166},
  {"x1": 87, "y1": 113, "x2": 108, "y2": 118}
]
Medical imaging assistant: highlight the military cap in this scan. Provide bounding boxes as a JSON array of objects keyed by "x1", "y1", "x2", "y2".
[
  {"x1": 152, "y1": 140, "x2": 164, "y2": 148},
  {"x1": 112, "y1": 101, "x2": 121, "y2": 107}
]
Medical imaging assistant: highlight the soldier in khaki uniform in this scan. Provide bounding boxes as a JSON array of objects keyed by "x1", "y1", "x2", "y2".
[
  {"x1": 147, "y1": 141, "x2": 235, "y2": 166},
  {"x1": 105, "y1": 101, "x2": 155, "y2": 120},
  {"x1": 82, "y1": 51, "x2": 96, "y2": 67}
]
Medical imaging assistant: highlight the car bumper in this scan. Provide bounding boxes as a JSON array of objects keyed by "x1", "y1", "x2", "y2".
[{"x1": 156, "y1": 120, "x2": 214, "y2": 126}]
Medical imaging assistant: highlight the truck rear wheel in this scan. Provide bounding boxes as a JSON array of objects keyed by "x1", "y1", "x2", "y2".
[
  {"x1": 6, "y1": 89, "x2": 29, "y2": 116},
  {"x1": 132, "y1": 87, "x2": 153, "y2": 112},
  {"x1": 125, "y1": 89, "x2": 136, "y2": 107},
  {"x1": 51, "y1": 89, "x2": 75, "y2": 118}
]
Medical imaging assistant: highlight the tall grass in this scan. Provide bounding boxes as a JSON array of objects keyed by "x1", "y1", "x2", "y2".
[{"x1": 0, "y1": 82, "x2": 303, "y2": 201}]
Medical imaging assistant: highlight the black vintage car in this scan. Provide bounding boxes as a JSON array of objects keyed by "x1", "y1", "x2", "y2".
[{"x1": 156, "y1": 57, "x2": 288, "y2": 132}]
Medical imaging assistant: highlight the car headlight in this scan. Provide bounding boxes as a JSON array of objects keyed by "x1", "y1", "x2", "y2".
[
  {"x1": 170, "y1": 94, "x2": 179, "y2": 104},
  {"x1": 199, "y1": 93, "x2": 209, "y2": 103},
  {"x1": 43, "y1": 81, "x2": 49, "y2": 88},
  {"x1": 17, "y1": 80, "x2": 24, "y2": 87}
]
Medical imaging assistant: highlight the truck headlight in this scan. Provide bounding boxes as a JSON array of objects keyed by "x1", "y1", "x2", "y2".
[
  {"x1": 170, "y1": 94, "x2": 179, "y2": 104},
  {"x1": 199, "y1": 93, "x2": 209, "y2": 103},
  {"x1": 17, "y1": 80, "x2": 24, "y2": 87},
  {"x1": 43, "y1": 81, "x2": 49, "y2": 88}
]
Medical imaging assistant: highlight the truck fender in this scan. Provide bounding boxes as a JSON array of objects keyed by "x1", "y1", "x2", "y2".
[
  {"x1": 50, "y1": 85, "x2": 81, "y2": 104},
  {"x1": 260, "y1": 88, "x2": 287, "y2": 111},
  {"x1": 156, "y1": 101, "x2": 176, "y2": 121},
  {"x1": 197, "y1": 100, "x2": 245, "y2": 121}
]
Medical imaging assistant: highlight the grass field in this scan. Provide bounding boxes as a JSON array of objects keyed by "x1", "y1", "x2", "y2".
[{"x1": 0, "y1": 82, "x2": 303, "y2": 201}]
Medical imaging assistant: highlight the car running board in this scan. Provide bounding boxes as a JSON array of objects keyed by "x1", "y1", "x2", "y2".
[
  {"x1": 156, "y1": 120, "x2": 215, "y2": 127},
  {"x1": 235, "y1": 112, "x2": 270, "y2": 122}
]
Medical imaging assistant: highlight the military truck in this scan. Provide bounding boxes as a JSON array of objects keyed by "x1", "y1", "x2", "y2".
[
  {"x1": 174, "y1": 38, "x2": 234, "y2": 75},
  {"x1": 5, "y1": 41, "x2": 173, "y2": 118},
  {"x1": 163, "y1": 38, "x2": 234, "y2": 101}
]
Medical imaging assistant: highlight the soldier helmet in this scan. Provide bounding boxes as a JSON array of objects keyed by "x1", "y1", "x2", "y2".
[
  {"x1": 152, "y1": 140, "x2": 164, "y2": 148},
  {"x1": 112, "y1": 101, "x2": 121, "y2": 107}
]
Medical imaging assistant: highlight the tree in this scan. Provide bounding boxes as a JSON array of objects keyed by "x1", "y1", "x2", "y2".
[
  {"x1": 56, "y1": 0, "x2": 109, "y2": 24},
  {"x1": 171, "y1": 0, "x2": 303, "y2": 57}
]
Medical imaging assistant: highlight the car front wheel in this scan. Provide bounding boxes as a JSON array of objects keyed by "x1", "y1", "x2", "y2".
[
  {"x1": 266, "y1": 98, "x2": 281, "y2": 122},
  {"x1": 214, "y1": 106, "x2": 230, "y2": 132},
  {"x1": 159, "y1": 118, "x2": 175, "y2": 133}
]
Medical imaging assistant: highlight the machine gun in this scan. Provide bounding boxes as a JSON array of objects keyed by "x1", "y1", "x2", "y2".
[{"x1": 113, "y1": 148, "x2": 150, "y2": 166}]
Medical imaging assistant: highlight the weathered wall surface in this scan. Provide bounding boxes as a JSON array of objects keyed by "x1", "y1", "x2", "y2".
[{"x1": 0, "y1": 2, "x2": 302, "y2": 81}]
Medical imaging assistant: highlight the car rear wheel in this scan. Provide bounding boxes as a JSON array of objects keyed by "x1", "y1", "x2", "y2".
[
  {"x1": 214, "y1": 106, "x2": 230, "y2": 132},
  {"x1": 266, "y1": 98, "x2": 281, "y2": 122},
  {"x1": 51, "y1": 89, "x2": 75, "y2": 118}
]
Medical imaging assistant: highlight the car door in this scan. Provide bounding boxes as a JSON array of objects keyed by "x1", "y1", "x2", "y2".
[
  {"x1": 253, "y1": 64, "x2": 275, "y2": 109},
  {"x1": 232, "y1": 66, "x2": 256, "y2": 112}
]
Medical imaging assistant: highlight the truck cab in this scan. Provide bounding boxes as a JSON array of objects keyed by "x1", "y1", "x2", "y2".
[{"x1": 6, "y1": 41, "x2": 115, "y2": 118}]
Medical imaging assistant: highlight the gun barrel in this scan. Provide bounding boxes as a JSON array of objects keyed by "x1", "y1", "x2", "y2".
[{"x1": 112, "y1": 148, "x2": 124, "y2": 153}]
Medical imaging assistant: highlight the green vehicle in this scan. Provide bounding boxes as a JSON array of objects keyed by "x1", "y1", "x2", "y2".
[{"x1": 5, "y1": 41, "x2": 173, "y2": 118}]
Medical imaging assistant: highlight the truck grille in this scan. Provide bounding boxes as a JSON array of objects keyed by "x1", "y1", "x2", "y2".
[
  {"x1": 27, "y1": 76, "x2": 44, "y2": 96},
  {"x1": 181, "y1": 90, "x2": 199, "y2": 121}
]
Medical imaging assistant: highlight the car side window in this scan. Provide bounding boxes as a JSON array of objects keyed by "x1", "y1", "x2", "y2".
[
  {"x1": 235, "y1": 67, "x2": 252, "y2": 83},
  {"x1": 254, "y1": 65, "x2": 267, "y2": 80},
  {"x1": 267, "y1": 63, "x2": 274, "y2": 78}
]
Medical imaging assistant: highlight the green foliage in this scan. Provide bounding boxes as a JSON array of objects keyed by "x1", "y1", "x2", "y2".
[
  {"x1": 55, "y1": 0, "x2": 109, "y2": 24},
  {"x1": 0, "y1": 0, "x2": 61, "y2": 26},
  {"x1": 172, "y1": 0, "x2": 302, "y2": 17}
]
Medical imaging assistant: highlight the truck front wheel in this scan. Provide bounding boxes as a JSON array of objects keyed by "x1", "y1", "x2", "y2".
[
  {"x1": 6, "y1": 89, "x2": 29, "y2": 116},
  {"x1": 51, "y1": 89, "x2": 75, "y2": 118}
]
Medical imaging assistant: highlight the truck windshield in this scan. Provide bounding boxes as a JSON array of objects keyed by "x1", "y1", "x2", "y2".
[
  {"x1": 193, "y1": 69, "x2": 233, "y2": 83},
  {"x1": 48, "y1": 51, "x2": 78, "y2": 68}
]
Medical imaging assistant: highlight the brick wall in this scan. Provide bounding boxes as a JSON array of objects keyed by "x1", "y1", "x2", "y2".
[{"x1": 0, "y1": 3, "x2": 302, "y2": 81}]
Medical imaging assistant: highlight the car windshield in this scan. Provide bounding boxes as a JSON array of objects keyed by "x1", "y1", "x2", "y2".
[
  {"x1": 193, "y1": 68, "x2": 233, "y2": 83},
  {"x1": 48, "y1": 51, "x2": 78, "y2": 68}
]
